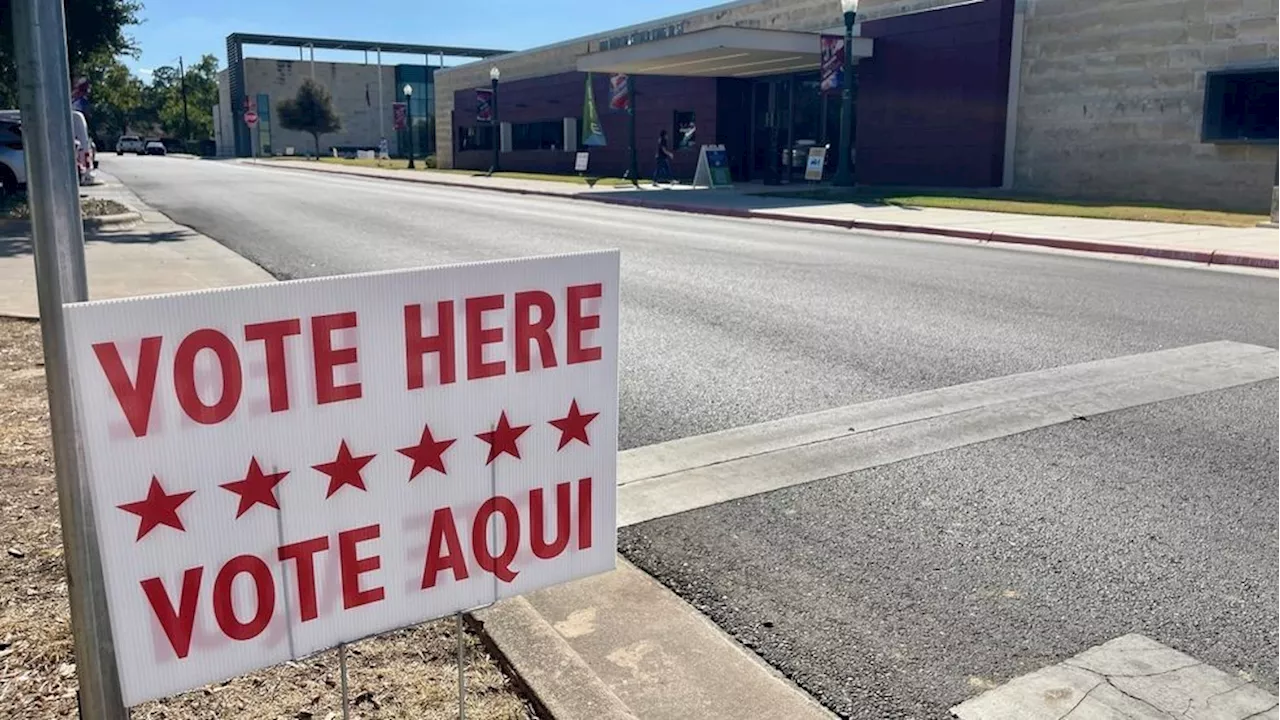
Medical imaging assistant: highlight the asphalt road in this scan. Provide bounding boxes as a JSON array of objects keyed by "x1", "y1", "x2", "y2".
[{"x1": 103, "y1": 155, "x2": 1279, "y2": 716}]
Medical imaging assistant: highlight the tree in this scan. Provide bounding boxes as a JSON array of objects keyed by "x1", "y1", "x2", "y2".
[
  {"x1": 0, "y1": 0, "x2": 141, "y2": 108},
  {"x1": 277, "y1": 79, "x2": 341, "y2": 158},
  {"x1": 87, "y1": 57, "x2": 144, "y2": 143}
]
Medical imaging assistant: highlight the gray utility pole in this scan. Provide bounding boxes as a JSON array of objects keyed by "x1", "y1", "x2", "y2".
[
  {"x1": 179, "y1": 56, "x2": 190, "y2": 146},
  {"x1": 12, "y1": 0, "x2": 127, "y2": 717}
]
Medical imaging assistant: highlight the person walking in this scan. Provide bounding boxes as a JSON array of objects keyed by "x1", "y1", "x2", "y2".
[{"x1": 653, "y1": 129, "x2": 674, "y2": 186}]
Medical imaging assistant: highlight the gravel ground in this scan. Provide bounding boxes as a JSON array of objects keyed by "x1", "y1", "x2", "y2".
[{"x1": 0, "y1": 318, "x2": 536, "y2": 719}]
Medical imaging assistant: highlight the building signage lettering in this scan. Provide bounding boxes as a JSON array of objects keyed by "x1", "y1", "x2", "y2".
[
  {"x1": 858, "y1": 0, "x2": 982, "y2": 22},
  {"x1": 597, "y1": 21, "x2": 689, "y2": 52}
]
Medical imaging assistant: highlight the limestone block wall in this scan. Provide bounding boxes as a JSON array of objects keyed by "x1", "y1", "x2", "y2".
[
  {"x1": 242, "y1": 59, "x2": 399, "y2": 155},
  {"x1": 1013, "y1": 0, "x2": 1278, "y2": 211},
  {"x1": 433, "y1": 0, "x2": 871, "y2": 168}
]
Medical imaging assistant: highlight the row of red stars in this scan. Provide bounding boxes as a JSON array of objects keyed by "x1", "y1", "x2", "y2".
[{"x1": 116, "y1": 400, "x2": 600, "y2": 541}]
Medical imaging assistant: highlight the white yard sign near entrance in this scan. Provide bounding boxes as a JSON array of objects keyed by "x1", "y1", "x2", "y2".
[{"x1": 63, "y1": 251, "x2": 620, "y2": 705}]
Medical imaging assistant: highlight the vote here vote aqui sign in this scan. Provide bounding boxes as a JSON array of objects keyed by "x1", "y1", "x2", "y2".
[{"x1": 63, "y1": 251, "x2": 620, "y2": 705}]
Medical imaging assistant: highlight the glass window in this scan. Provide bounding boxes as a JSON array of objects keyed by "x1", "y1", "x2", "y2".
[
  {"x1": 674, "y1": 111, "x2": 697, "y2": 149},
  {"x1": 1202, "y1": 69, "x2": 1278, "y2": 143},
  {"x1": 511, "y1": 120, "x2": 563, "y2": 151},
  {"x1": 458, "y1": 125, "x2": 495, "y2": 152}
]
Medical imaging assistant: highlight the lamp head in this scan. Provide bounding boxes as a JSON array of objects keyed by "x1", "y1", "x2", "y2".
[{"x1": 490, "y1": 66, "x2": 501, "y2": 81}]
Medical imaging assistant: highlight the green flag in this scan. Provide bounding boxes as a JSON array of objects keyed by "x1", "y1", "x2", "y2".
[{"x1": 582, "y1": 73, "x2": 607, "y2": 147}]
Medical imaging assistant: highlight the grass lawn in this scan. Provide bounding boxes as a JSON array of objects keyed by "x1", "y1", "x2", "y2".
[
  {"x1": 297, "y1": 157, "x2": 635, "y2": 187},
  {"x1": 760, "y1": 187, "x2": 1269, "y2": 228}
]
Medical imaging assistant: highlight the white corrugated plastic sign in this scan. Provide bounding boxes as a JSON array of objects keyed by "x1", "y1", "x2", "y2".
[{"x1": 63, "y1": 251, "x2": 620, "y2": 705}]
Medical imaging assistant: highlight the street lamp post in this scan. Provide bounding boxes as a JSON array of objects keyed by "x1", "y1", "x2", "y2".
[
  {"x1": 404, "y1": 83, "x2": 415, "y2": 169},
  {"x1": 833, "y1": 0, "x2": 859, "y2": 187},
  {"x1": 489, "y1": 66, "x2": 501, "y2": 174}
]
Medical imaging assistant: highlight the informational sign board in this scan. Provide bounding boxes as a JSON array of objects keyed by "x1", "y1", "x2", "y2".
[
  {"x1": 392, "y1": 102, "x2": 407, "y2": 132},
  {"x1": 692, "y1": 144, "x2": 733, "y2": 188},
  {"x1": 378, "y1": 138, "x2": 390, "y2": 161},
  {"x1": 243, "y1": 110, "x2": 258, "y2": 127},
  {"x1": 805, "y1": 147, "x2": 827, "y2": 181},
  {"x1": 575, "y1": 151, "x2": 590, "y2": 172},
  {"x1": 64, "y1": 252, "x2": 621, "y2": 706},
  {"x1": 820, "y1": 36, "x2": 845, "y2": 93}
]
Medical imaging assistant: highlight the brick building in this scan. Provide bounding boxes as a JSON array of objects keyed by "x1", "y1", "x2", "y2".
[{"x1": 432, "y1": 0, "x2": 1278, "y2": 211}]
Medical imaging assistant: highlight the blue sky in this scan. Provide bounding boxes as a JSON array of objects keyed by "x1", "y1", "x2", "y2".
[{"x1": 128, "y1": 0, "x2": 723, "y2": 79}]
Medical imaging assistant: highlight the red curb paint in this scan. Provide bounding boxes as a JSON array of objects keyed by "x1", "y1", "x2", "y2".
[{"x1": 1208, "y1": 252, "x2": 1280, "y2": 269}]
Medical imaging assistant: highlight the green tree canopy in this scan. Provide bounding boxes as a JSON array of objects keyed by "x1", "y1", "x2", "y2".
[
  {"x1": 276, "y1": 79, "x2": 341, "y2": 158},
  {"x1": 0, "y1": 0, "x2": 141, "y2": 108}
]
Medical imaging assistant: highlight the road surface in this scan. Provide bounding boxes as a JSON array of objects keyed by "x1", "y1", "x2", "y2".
[{"x1": 102, "y1": 155, "x2": 1278, "y2": 717}]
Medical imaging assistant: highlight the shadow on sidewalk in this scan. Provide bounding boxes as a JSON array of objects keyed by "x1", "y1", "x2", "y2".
[{"x1": 0, "y1": 227, "x2": 190, "y2": 259}]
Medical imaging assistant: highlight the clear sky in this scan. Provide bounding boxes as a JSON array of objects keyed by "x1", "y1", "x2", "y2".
[{"x1": 127, "y1": 0, "x2": 726, "y2": 79}]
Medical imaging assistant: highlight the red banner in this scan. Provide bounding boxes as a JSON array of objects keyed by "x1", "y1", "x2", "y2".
[
  {"x1": 608, "y1": 74, "x2": 630, "y2": 113},
  {"x1": 820, "y1": 35, "x2": 845, "y2": 93},
  {"x1": 476, "y1": 89, "x2": 494, "y2": 123},
  {"x1": 392, "y1": 102, "x2": 407, "y2": 131}
]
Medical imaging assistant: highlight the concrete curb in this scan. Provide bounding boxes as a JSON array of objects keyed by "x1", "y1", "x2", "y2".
[
  {"x1": 469, "y1": 599, "x2": 638, "y2": 720},
  {"x1": 252, "y1": 161, "x2": 1280, "y2": 271},
  {"x1": 0, "y1": 211, "x2": 142, "y2": 235}
]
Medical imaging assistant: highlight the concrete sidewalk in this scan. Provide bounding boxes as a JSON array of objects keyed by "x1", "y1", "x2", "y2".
[
  {"x1": 255, "y1": 159, "x2": 1279, "y2": 270},
  {"x1": 0, "y1": 174, "x2": 273, "y2": 318}
]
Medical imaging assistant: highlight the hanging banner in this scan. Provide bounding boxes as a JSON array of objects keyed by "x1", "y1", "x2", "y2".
[
  {"x1": 392, "y1": 102, "x2": 407, "y2": 131},
  {"x1": 608, "y1": 74, "x2": 631, "y2": 113},
  {"x1": 63, "y1": 251, "x2": 621, "y2": 706},
  {"x1": 820, "y1": 35, "x2": 845, "y2": 94},
  {"x1": 581, "y1": 74, "x2": 607, "y2": 148},
  {"x1": 476, "y1": 89, "x2": 494, "y2": 123}
]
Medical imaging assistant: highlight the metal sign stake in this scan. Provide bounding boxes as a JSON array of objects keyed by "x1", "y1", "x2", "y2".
[
  {"x1": 11, "y1": 0, "x2": 127, "y2": 717},
  {"x1": 339, "y1": 644, "x2": 351, "y2": 720},
  {"x1": 456, "y1": 612, "x2": 467, "y2": 719}
]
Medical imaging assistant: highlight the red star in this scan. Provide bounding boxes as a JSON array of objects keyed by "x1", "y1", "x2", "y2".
[
  {"x1": 476, "y1": 411, "x2": 530, "y2": 465},
  {"x1": 220, "y1": 458, "x2": 289, "y2": 518},
  {"x1": 312, "y1": 440, "x2": 375, "y2": 498},
  {"x1": 397, "y1": 424, "x2": 456, "y2": 481},
  {"x1": 118, "y1": 476, "x2": 195, "y2": 541},
  {"x1": 549, "y1": 400, "x2": 600, "y2": 451}
]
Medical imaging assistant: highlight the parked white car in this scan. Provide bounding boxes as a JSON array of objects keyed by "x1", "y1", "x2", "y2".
[
  {"x1": 0, "y1": 116, "x2": 23, "y2": 197},
  {"x1": 145, "y1": 140, "x2": 167, "y2": 156},
  {"x1": 117, "y1": 134, "x2": 144, "y2": 154}
]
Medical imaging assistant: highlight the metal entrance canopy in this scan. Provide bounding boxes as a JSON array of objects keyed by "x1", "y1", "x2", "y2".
[{"x1": 575, "y1": 26, "x2": 873, "y2": 78}]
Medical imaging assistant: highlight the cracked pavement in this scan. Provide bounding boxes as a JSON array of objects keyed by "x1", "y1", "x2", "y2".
[{"x1": 954, "y1": 634, "x2": 1278, "y2": 719}]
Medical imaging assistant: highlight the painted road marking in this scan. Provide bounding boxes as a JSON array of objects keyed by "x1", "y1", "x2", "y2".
[{"x1": 618, "y1": 341, "x2": 1276, "y2": 526}]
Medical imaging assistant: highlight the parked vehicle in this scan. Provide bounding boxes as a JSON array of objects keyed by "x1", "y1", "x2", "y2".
[
  {"x1": 145, "y1": 140, "x2": 167, "y2": 156},
  {"x1": 117, "y1": 134, "x2": 144, "y2": 154},
  {"x1": 71, "y1": 110, "x2": 93, "y2": 185},
  {"x1": 0, "y1": 118, "x2": 23, "y2": 198}
]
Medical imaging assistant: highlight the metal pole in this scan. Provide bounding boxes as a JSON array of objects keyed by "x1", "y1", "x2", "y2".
[
  {"x1": 376, "y1": 49, "x2": 383, "y2": 143},
  {"x1": 179, "y1": 56, "x2": 190, "y2": 148},
  {"x1": 456, "y1": 613, "x2": 467, "y2": 720},
  {"x1": 309, "y1": 44, "x2": 316, "y2": 80},
  {"x1": 1270, "y1": 155, "x2": 1278, "y2": 224},
  {"x1": 406, "y1": 93, "x2": 415, "y2": 169},
  {"x1": 833, "y1": 9, "x2": 857, "y2": 186},
  {"x1": 12, "y1": 0, "x2": 127, "y2": 717},
  {"x1": 491, "y1": 77, "x2": 500, "y2": 174},
  {"x1": 628, "y1": 75, "x2": 638, "y2": 186},
  {"x1": 338, "y1": 644, "x2": 350, "y2": 720}
]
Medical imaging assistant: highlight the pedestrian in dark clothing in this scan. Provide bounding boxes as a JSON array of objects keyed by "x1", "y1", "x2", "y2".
[{"x1": 653, "y1": 130, "x2": 673, "y2": 185}]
